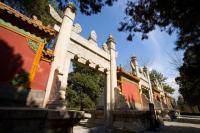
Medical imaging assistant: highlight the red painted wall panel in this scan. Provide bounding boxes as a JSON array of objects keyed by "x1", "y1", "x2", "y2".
[
  {"x1": 153, "y1": 91, "x2": 161, "y2": 101},
  {"x1": 31, "y1": 60, "x2": 50, "y2": 90},
  {"x1": 121, "y1": 78, "x2": 141, "y2": 104},
  {"x1": 0, "y1": 26, "x2": 34, "y2": 81}
]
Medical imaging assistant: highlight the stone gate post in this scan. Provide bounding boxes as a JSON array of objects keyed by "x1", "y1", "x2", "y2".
[
  {"x1": 105, "y1": 34, "x2": 117, "y2": 126},
  {"x1": 105, "y1": 71, "x2": 111, "y2": 127},
  {"x1": 107, "y1": 34, "x2": 117, "y2": 110},
  {"x1": 43, "y1": 3, "x2": 76, "y2": 109},
  {"x1": 146, "y1": 68, "x2": 154, "y2": 104}
]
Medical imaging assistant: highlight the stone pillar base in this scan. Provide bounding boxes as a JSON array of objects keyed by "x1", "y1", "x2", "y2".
[{"x1": 46, "y1": 100, "x2": 67, "y2": 110}]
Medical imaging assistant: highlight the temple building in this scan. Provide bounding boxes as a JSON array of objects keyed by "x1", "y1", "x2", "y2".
[
  {"x1": 0, "y1": 2, "x2": 55, "y2": 106},
  {"x1": 117, "y1": 66, "x2": 142, "y2": 110},
  {"x1": 116, "y1": 56, "x2": 174, "y2": 112},
  {"x1": 116, "y1": 56, "x2": 153, "y2": 111},
  {"x1": 151, "y1": 75, "x2": 174, "y2": 111}
]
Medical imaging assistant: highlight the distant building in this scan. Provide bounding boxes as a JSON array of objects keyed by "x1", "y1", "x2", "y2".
[
  {"x1": 151, "y1": 75, "x2": 174, "y2": 111},
  {"x1": 116, "y1": 56, "x2": 153, "y2": 111},
  {"x1": 117, "y1": 66, "x2": 142, "y2": 110},
  {"x1": 116, "y1": 56, "x2": 174, "y2": 111}
]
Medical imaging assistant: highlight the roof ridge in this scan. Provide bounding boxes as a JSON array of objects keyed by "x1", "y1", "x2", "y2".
[{"x1": 0, "y1": 2, "x2": 56, "y2": 36}]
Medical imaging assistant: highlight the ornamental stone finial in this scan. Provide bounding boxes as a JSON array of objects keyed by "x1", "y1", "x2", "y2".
[
  {"x1": 131, "y1": 56, "x2": 137, "y2": 61},
  {"x1": 143, "y1": 66, "x2": 148, "y2": 72},
  {"x1": 88, "y1": 30, "x2": 97, "y2": 46},
  {"x1": 64, "y1": 2, "x2": 76, "y2": 20},
  {"x1": 72, "y1": 23, "x2": 82, "y2": 34},
  {"x1": 89, "y1": 30, "x2": 97, "y2": 42},
  {"x1": 106, "y1": 34, "x2": 116, "y2": 50},
  {"x1": 107, "y1": 34, "x2": 115, "y2": 44},
  {"x1": 67, "y1": 2, "x2": 76, "y2": 13}
]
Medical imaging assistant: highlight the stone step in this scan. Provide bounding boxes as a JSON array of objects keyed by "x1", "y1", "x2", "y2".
[
  {"x1": 79, "y1": 117, "x2": 105, "y2": 128},
  {"x1": 73, "y1": 125, "x2": 106, "y2": 133}
]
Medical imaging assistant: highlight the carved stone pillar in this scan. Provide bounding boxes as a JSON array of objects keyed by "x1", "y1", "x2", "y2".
[
  {"x1": 105, "y1": 71, "x2": 111, "y2": 127},
  {"x1": 107, "y1": 34, "x2": 117, "y2": 110},
  {"x1": 131, "y1": 56, "x2": 139, "y2": 77},
  {"x1": 43, "y1": 3, "x2": 76, "y2": 109},
  {"x1": 144, "y1": 67, "x2": 154, "y2": 104}
]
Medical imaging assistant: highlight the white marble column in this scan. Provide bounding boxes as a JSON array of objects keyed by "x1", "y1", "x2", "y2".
[
  {"x1": 59, "y1": 57, "x2": 71, "y2": 100},
  {"x1": 107, "y1": 34, "x2": 117, "y2": 110},
  {"x1": 43, "y1": 3, "x2": 76, "y2": 108},
  {"x1": 105, "y1": 71, "x2": 111, "y2": 127},
  {"x1": 146, "y1": 68, "x2": 154, "y2": 104},
  {"x1": 131, "y1": 56, "x2": 140, "y2": 77}
]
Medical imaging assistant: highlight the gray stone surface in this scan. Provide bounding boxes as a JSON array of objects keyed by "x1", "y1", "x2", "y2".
[
  {"x1": 0, "y1": 85, "x2": 45, "y2": 107},
  {"x1": 145, "y1": 121, "x2": 200, "y2": 133},
  {"x1": 112, "y1": 110, "x2": 151, "y2": 132},
  {"x1": 0, "y1": 107, "x2": 83, "y2": 133}
]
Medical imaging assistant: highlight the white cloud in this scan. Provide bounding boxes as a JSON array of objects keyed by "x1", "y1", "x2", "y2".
[
  {"x1": 143, "y1": 29, "x2": 180, "y2": 99},
  {"x1": 165, "y1": 77, "x2": 180, "y2": 99}
]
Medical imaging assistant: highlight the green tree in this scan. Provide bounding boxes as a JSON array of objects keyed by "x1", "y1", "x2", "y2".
[
  {"x1": 176, "y1": 45, "x2": 200, "y2": 106},
  {"x1": 162, "y1": 84, "x2": 175, "y2": 94},
  {"x1": 150, "y1": 69, "x2": 175, "y2": 94},
  {"x1": 118, "y1": 0, "x2": 200, "y2": 50},
  {"x1": 177, "y1": 95, "x2": 185, "y2": 111},
  {"x1": 66, "y1": 62, "x2": 105, "y2": 110},
  {"x1": 150, "y1": 69, "x2": 167, "y2": 84}
]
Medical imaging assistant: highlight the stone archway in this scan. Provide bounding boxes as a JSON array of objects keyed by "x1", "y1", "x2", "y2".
[{"x1": 43, "y1": 3, "x2": 117, "y2": 126}]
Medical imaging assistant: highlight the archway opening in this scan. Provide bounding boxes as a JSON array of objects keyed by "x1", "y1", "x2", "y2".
[{"x1": 66, "y1": 60, "x2": 106, "y2": 111}]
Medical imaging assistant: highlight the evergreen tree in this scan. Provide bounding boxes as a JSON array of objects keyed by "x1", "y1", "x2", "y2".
[
  {"x1": 66, "y1": 62, "x2": 105, "y2": 110},
  {"x1": 150, "y1": 69, "x2": 167, "y2": 84},
  {"x1": 162, "y1": 84, "x2": 175, "y2": 95},
  {"x1": 176, "y1": 45, "x2": 200, "y2": 105},
  {"x1": 150, "y1": 69, "x2": 175, "y2": 94}
]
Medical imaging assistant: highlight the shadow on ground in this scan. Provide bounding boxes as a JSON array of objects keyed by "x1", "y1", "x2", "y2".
[{"x1": 146, "y1": 121, "x2": 200, "y2": 133}]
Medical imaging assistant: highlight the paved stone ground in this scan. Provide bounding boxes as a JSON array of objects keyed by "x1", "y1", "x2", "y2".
[
  {"x1": 74, "y1": 121, "x2": 200, "y2": 133},
  {"x1": 74, "y1": 125, "x2": 105, "y2": 133},
  {"x1": 74, "y1": 115, "x2": 200, "y2": 133},
  {"x1": 145, "y1": 121, "x2": 200, "y2": 133}
]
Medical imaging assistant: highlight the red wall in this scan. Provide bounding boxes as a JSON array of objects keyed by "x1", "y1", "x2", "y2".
[
  {"x1": 153, "y1": 91, "x2": 161, "y2": 101},
  {"x1": 0, "y1": 26, "x2": 34, "y2": 81},
  {"x1": 31, "y1": 60, "x2": 51, "y2": 90},
  {"x1": 0, "y1": 26, "x2": 50, "y2": 90},
  {"x1": 121, "y1": 78, "x2": 141, "y2": 104}
]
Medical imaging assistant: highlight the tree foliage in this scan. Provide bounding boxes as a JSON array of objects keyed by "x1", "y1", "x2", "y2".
[
  {"x1": 2, "y1": 0, "x2": 117, "y2": 25},
  {"x1": 150, "y1": 69, "x2": 167, "y2": 84},
  {"x1": 66, "y1": 62, "x2": 105, "y2": 110},
  {"x1": 177, "y1": 95, "x2": 185, "y2": 111},
  {"x1": 119, "y1": 0, "x2": 200, "y2": 50},
  {"x1": 150, "y1": 69, "x2": 175, "y2": 94},
  {"x1": 176, "y1": 45, "x2": 200, "y2": 105},
  {"x1": 162, "y1": 84, "x2": 175, "y2": 95}
]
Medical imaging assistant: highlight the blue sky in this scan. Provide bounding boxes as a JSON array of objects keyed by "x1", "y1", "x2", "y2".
[{"x1": 74, "y1": 1, "x2": 183, "y2": 98}]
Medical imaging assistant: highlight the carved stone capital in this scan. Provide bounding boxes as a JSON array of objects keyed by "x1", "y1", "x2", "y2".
[{"x1": 72, "y1": 23, "x2": 82, "y2": 34}]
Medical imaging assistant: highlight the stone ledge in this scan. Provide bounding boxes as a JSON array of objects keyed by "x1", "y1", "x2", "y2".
[
  {"x1": 112, "y1": 110, "x2": 151, "y2": 132},
  {"x1": 0, "y1": 107, "x2": 84, "y2": 133}
]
